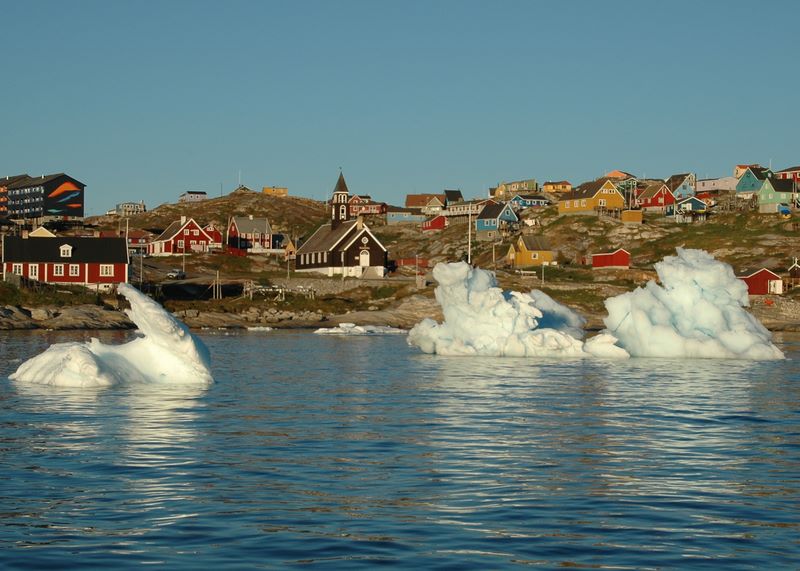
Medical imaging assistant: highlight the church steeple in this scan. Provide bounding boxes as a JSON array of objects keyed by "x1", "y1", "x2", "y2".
[{"x1": 330, "y1": 171, "x2": 350, "y2": 229}]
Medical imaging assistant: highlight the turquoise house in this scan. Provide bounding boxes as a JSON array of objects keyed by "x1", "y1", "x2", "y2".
[
  {"x1": 386, "y1": 206, "x2": 428, "y2": 225},
  {"x1": 736, "y1": 166, "x2": 771, "y2": 195},
  {"x1": 508, "y1": 193, "x2": 550, "y2": 210},
  {"x1": 475, "y1": 202, "x2": 518, "y2": 241},
  {"x1": 757, "y1": 178, "x2": 795, "y2": 213}
]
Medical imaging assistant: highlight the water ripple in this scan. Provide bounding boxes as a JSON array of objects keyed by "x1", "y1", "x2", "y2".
[{"x1": 1, "y1": 330, "x2": 799, "y2": 568}]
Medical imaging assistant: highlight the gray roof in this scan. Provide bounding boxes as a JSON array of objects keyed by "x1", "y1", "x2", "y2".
[
  {"x1": 477, "y1": 202, "x2": 511, "y2": 220},
  {"x1": 297, "y1": 220, "x2": 359, "y2": 254},
  {"x1": 3, "y1": 236, "x2": 128, "y2": 263},
  {"x1": 232, "y1": 216, "x2": 272, "y2": 235},
  {"x1": 444, "y1": 189, "x2": 463, "y2": 203},
  {"x1": 564, "y1": 178, "x2": 617, "y2": 200},
  {"x1": 519, "y1": 235, "x2": 551, "y2": 251},
  {"x1": 7, "y1": 173, "x2": 84, "y2": 190},
  {"x1": 766, "y1": 177, "x2": 794, "y2": 192},
  {"x1": 638, "y1": 183, "x2": 671, "y2": 200},
  {"x1": 153, "y1": 220, "x2": 185, "y2": 242}
]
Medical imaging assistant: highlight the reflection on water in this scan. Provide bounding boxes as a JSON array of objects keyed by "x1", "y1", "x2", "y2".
[{"x1": 1, "y1": 330, "x2": 799, "y2": 569}]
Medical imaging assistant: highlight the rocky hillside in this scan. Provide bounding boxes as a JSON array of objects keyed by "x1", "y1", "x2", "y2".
[{"x1": 89, "y1": 188, "x2": 328, "y2": 238}]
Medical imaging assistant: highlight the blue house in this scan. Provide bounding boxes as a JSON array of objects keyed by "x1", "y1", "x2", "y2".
[
  {"x1": 475, "y1": 202, "x2": 518, "y2": 241},
  {"x1": 386, "y1": 206, "x2": 428, "y2": 225},
  {"x1": 667, "y1": 196, "x2": 707, "y2": 222},
  {"x1": 508, "y1": 193, "x2": 550, "y2": 210},
  {"x1": 664, "y1": 173, "x2": 696, "y2": 200},
  {"x1": 736, "y1": 166, "x2": 771, "y2": 196}
]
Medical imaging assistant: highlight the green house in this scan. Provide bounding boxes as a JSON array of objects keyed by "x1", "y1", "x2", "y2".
[
  {"x1": 736, "y1": 166, "x2": 771, "y2": 196},
  {"x1": 757, "y1": 177, "x2": 795, "y2": 213}
]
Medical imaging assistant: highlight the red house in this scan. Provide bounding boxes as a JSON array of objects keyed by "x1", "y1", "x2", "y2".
[
  {"x1": 738, "y1": 268, "x2": 783, "y2": 295},
  {"x1": 148, "y1": 216, "x2": 215, "y2": 256},
  {"x1": 592, "y1": 248, "x2": 631, "y2": 269},
  {"x1": 2, "y1": 235, "x2": 128, "y2": 292},
  {"x1": 422, "y1": 214, "x2": 448, "y2": 231},
  {"x1": 227, "y1": 215, "x2": 272, "y2": 253},
  {"x1": 348, "y1": 195, "x2": 387, "y2": 216},
  {"x1": 637, "y1": 183, "x2": 675, "y2": 212},
  {"x1": 776, "y1": 165, "x2": 800, "y2": 184},
  {"x1": 203, "y1": 224, "x2": 223, "y2": 245}
]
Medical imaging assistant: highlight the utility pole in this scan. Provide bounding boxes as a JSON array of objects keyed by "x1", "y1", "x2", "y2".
[{"x1": 467, "y1": 209, "x2": 472, "y2": 265}]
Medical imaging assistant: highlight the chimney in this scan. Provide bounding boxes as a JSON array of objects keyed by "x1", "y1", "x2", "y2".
[
  {"x1": 356, "y1": 215, "x2": 364, "y2": 230},
  {"x1": 248, "y1": 214, "x2": 253, "y2": 220},
  {"x1": 181, "y1": 215, "x2": 187, "y2": 224}
]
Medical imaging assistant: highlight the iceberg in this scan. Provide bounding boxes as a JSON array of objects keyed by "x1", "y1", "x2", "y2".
[
  {"x1": 315, "y1": 322, "x2": 406, "y2": 335},
  {"x1": 603, "y1": 248, "x2": 784, "y2": 360},
  {"x1": 9, "y1": 283, "x2": 214, "y2": 386},
  {"x1": 407, "y1": 262, "x2": 628, "y2": 358}
]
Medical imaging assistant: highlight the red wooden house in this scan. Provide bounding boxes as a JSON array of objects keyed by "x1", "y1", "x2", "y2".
[
  {"x1": 422, "y1": 214, "x2": 448, "y2": 231},
  {"x1": 227, "y1": 215, "x2": 272, "y2": 253},
  {"x1": 636, "y1": 183, "x2": 675, "y2": 213},
  {"x1": 148, "y1": 216, "x2": 215, "y2": 256},
  {"x1": 2, "y1": 235, "x2": 128, "y2": 292},
  {"x1": 592, "y1": 248, "x2": 631, "y2": 269},
  {"x1": 738, "y1": 268, "x2": 783, "y2": 295},
  {"x1": 348, "y1": 195, "x2": 387, "y2": 216},
  {"x1": 203, "y1": 223, "x2": 224, "y2": 249}
]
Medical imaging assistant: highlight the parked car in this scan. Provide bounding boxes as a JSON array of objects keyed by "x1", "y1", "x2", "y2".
[{"x1": 166, "y1": 269, "x2": 186, "y2": 279}]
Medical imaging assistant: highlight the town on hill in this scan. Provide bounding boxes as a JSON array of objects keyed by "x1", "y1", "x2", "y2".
[{"x1": 0, "y1": 166, "x2": 798, "y2": 330}]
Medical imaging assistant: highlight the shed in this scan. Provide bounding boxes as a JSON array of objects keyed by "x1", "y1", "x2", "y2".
[
  {"x1": 738, "y1": 268, "x2": 783, "y2": 295},
  {"x1": 591, "y1": 248, "x2": 631, "y2": 269}
]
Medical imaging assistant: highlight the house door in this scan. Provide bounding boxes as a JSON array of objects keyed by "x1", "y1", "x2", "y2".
[
  {"x1": 29, "y1": 264, "x2": 38, "y2": 280},
  {"x1": 359, "y1": 249, "x2": 370, "y2": 267},
  {"x1": 768, "y1": 279, "x2": 783, "y2": 294}
]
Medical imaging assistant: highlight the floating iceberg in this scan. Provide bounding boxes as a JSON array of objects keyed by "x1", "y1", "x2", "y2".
[
  {"x1": 603, "y1": 248, "x2": 784, "y2": 360},
  {"x1": 407, "y1": 262, "x2": 628, "y2": 358},
  {"x1": 9, "y1": 283, "x2": 214, "y2": 386},
  {"x1": 315, "y1": 322, "x2": 407, "y2": 335}
]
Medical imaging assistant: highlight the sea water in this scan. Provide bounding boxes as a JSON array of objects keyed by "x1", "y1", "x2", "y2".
[{"x1": 1, "y1": 330, "x2": 799, "y2": 569}]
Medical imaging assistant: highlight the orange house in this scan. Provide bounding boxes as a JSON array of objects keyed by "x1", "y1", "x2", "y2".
[
  {"x1": 558, "y1": 178, "x2": 625, "y2": 215},
  {"x1": 542, "y1": 180, "x2": 572, "y2": 193}
]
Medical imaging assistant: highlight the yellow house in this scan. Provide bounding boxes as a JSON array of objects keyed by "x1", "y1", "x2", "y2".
[
  {"x1": 558, "y1": 178, "x2": 625, "y2": 215},
  {"x1": 263, "y1": 186, "x2": 288, "y2": 197},
  {"x1": 506, "y1": 235, "x2": 554, "y2": 268},
  {"x1": 543, "y1": 180, "x2": 572, "y2": 193}
]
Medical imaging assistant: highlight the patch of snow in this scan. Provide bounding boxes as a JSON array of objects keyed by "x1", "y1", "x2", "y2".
[{"x1": 9, "y1": 284, "x2": 214, "y2": 386}]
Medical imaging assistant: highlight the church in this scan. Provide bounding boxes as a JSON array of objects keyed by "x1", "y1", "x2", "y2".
[{"x1": 295, "y1": 173, "x2": 388, "y2": 277}]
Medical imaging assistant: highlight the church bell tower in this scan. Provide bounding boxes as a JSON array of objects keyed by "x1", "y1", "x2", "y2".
[{"x1": 330, "y1": 171, "x2": 351, "y2": 230}]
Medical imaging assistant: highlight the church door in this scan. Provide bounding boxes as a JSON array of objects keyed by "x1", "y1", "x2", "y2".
[{"x1": 359, "y1": 249, "x2": 370, "y2": 267}]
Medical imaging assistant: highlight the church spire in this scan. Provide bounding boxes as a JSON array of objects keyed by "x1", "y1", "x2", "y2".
[{"x1": 330, "y1": 171, "x2": 351, "y2": 229}]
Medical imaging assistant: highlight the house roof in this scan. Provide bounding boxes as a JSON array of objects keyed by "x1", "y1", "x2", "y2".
[
  {"x1": 737, "y1": 267, "x2": 782, "y2": 279},
  {"x1": 3, "y1": 236, "x2": 128, "y2": 263},
  {"x1": 564, "y1": 178, "x2": 617, "y2": 200},
  {"x1": 232, "y1": 216, "x2": 272, "y2": 235},
  {"x1": 0, "y1": 174, "x2": 31, "y2": 188},
  {"x1": 776, "y1": 165, "x2": 800, "y2": 173},
  {"x1": 519, "y1": 235, "x2": 551, "y2": 251},
  {"x1": 544, "y1": 180, "x2": 571, "y2": 186},
  {"x1": 7, "y1": 173, "x2": 84, "y2": 190},
  {"x1": 638, "y1": 183, "x2": 671, "y2": 200},
  {"x1": 765, "y1": 177, "x2": 795, "y2": 192},
  {"x1": 477, "y1": 202, "x2": 515, "y2": 220},
  {"x1": 664, "y1": 173, "x2": 691, "y2": 192},
  {"x1": 604, "y1": 170, "x2": 635, "y2": 179},
  {"x1": 746, "y1": 167, "x2": 771, "y2": 180},
  {"x1": 297, "y1": 220, "x2": 359, "y2": 254},
  {"x1": 594, "y1": 248, "x2": 630, "y2": 257},
  {"x1": 405, "y1": 193, "x2": 446, "y2": 208},
  {"x1": 444, "y1": 189, "x2": 464, "y2": 203}
]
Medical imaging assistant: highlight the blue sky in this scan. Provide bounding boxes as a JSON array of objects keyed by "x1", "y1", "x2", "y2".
[{"x1": 2, "y1": 0, "x2": 798, "y2": 215}]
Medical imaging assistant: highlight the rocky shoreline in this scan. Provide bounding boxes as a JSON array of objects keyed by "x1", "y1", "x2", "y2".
[{"x1": 1, "y1": 294, "x2": 798, "y2": 332}]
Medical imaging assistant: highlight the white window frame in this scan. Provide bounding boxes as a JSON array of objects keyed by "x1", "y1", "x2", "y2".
[
  {"x1": 99, "y1": 264, "x2": 114, "y2": 277},
  {"x1": 12, "y1": 264, "x2": 22, "y2": 276},
  {"x1": 60, "y1": 245, "x2": 72, "y2": 258},
  {"x1": 54, "y1": 264, "x2": 65, "y2": 276},
  {"x1": 69, "y1": 264, "x2": 80, "y2": 276},
  {"x1": 29, "y1": 265, "x2": 39, "y2": 279}
]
